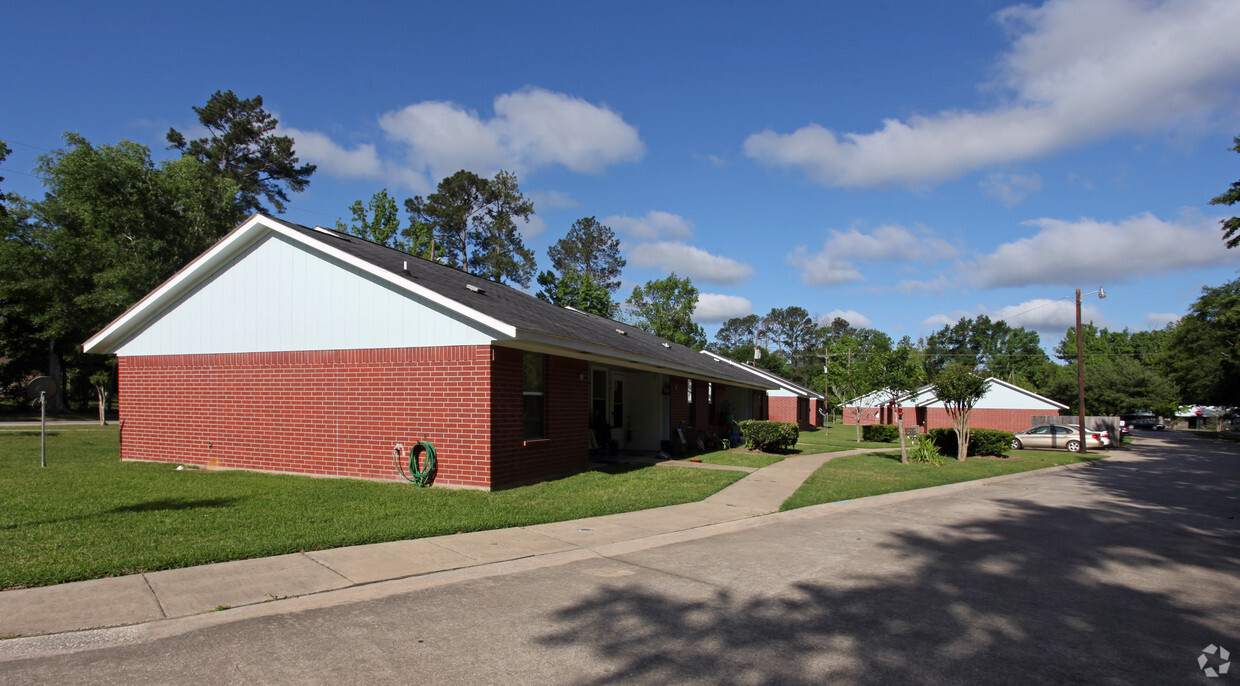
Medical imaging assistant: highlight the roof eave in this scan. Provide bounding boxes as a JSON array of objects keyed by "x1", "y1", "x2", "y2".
[{"x1": 83, "y1": 215, "x2": 518, "y2": 354}]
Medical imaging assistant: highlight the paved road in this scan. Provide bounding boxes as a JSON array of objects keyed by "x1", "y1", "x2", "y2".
[{"x1": 1, "y1": 432, "x2": 1236, "y2": 684}]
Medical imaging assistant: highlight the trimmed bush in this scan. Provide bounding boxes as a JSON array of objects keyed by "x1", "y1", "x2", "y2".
[
  {"x1": 970, "y1": 429, "x2": 1014, "y2": 457},
  {"x1": 927, "y1": 427, "x2": 1013, "y2": 458},
  {"x1": 861, "y1": 424, "x2": 900, "y2": 443},
  {"x1": 738, "y1": 420, "x2": 799, "y2": 453}
]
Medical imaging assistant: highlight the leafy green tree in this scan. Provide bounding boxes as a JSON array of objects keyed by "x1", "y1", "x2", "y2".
[
  {"x1": 336, "y1": 189, "x2": 404, "y2": 248},
  {"x1": 707, "y1": 314, "x2": 788, "y2": 376},
  {"x1": 625, "y1": 273, "x2": 706, "y2": 349},
  {"x1": 932, "y1": 365, "x2": 988, "y2": 461},
  {"x1": 763, "y1": 306, "x2": 819, "y2": 387},
  {"x1": 872, "y1": 340, "x2": 921, "y2": 462},
  {"x1": 0, "y1": 134, "x2": 240, "y2": 411},
  {"x1": 546, "y1": 216, "x2": 625, "y2": 293},
  {"x1": 827, "y1": 328, "x2": 895, "y2": 442},
  {"x1": 407, "y1": 170, "x2": 536, "y2": 286},
  {"x1": 1164, "y1": 278, "x2": 1240, "y2": 405},
  {"x1": 535, "y1": 270, "x2": 612, "y2": 315},
  {"x1": 167, "y1": 90, "x2": 315, "y2": 215},
  {"x1": 922, "y1": 315, "x2": 1047, "y2": 385},
  {"x1": 1211, "y1": 135, "x2": 1240, "y2": 248},
  {"x1": 536, "y1": 216, "x2": 625, "y2": 315}
]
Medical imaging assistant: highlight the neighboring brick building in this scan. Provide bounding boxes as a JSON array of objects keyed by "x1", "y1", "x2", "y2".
[
  {"x1": 85, "y1": 215, "x2": 775, "y2": 490},
  {"x1": 699, "y1": 350, "x2": 824, "y2": 430},
  {"x1": 843, "y1": 378, "x2": 1067, "y2": 434}
]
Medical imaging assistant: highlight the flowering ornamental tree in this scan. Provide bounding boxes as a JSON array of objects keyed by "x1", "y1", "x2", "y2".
[{"x1": 932, "y1": 366, "x2": 988, "y2": 461}]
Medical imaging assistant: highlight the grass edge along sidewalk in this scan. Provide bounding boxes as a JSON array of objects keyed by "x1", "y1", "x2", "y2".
[
  {"x1": 0, "y1": 426, "x2": 746, "y2": 590},
  {"x1": 782, "y1": 446, "x2": 1107, "y2": 511}
]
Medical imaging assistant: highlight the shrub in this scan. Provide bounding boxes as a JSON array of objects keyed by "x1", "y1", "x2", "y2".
[
  {"x1": 970, "y1": 429, "x2": 1014, "y2": 457},
  {"x1": 738, "y1": 420, "x2": 799, "y2": 453},
  {"x1": 908, "y1": 435, "x2": 945, "y2": 465},
  {"x1": 927, "y1": 427, "x2": 1013, "y2": 458},
  {"x1": 861, "y1": 424, "x2": 899, "y2": 443}
]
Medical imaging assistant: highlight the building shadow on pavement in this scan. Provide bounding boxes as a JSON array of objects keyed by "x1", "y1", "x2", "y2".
[{"x1": 537, "y1": 436, "x2": 1240, "y2": 684}]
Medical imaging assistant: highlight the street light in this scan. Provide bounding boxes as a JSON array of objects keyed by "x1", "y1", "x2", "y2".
[{"x1": 1076, "y1": 286, "x2": 1106, "y2": 454}]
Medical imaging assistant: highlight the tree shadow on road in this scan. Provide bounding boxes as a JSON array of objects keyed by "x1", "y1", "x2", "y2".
[{"x1": 537, "y1": 438, "x2": 1240, "y2": 684}]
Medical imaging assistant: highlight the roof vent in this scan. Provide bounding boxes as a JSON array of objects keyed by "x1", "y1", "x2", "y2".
[
  {"x1": 615, "y1": 328, "x2": 627, "y2": 335},
  {"x1": 466, "y1": 284, "x2": 486, "y2": 294}
]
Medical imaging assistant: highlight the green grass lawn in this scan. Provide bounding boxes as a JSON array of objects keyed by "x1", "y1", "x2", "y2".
[
  {"x1": 795, "y1": 423, "x2": 899, "y2": 453},
  {"x1": 781, "y1": 447, "x2": 1106, "y2": 511},
  {"x1": 0, "y1": 426, "x2": 745, "y2": 589},
  {"x1": 684, "y1": 450, "x2": 784, "y2": 468}
]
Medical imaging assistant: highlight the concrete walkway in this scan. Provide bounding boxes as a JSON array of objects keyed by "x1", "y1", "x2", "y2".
[{"x1": 0, "y1": 445, "x2": 1010, "y2": 638}]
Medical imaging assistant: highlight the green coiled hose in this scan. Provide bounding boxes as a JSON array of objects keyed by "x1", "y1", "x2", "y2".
[{"x1": 393, "y1": 440, "x2": 437, "y2": 487}]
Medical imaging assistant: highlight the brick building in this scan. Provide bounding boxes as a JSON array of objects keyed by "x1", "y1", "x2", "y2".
[
  {"x1": 85, "y1": 215, "x2": 775, "y2": 490},
  {"x1": 699, "y1": 350, "x2": 824, "y2": 430},
  {"x1": 844, "y1": 378, "x2": 1067, "y2": 434}
]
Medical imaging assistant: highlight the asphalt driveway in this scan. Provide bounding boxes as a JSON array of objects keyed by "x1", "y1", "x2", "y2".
[{"x1": 1, "y1": 431, "x2": 1236, "y2": 684}]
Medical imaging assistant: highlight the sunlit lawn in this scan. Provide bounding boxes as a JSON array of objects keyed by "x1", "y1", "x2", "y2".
[
  {"x1": 782, "y1": 447, "x2": 1106, "y2": 511},
  {"x1": 0, "y1": 426, "x2": 745, "y2": 589}
]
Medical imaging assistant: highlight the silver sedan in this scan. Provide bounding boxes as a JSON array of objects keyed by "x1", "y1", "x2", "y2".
[{"x1": 1011, "y1": 424, "x2": 1109, "y2": 452}]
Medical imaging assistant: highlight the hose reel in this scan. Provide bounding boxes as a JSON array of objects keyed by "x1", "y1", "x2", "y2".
[{"x1": 393, "y1": 440, "x2": 437, "y2": 487}]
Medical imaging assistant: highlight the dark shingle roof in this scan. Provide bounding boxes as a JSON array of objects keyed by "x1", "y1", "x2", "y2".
[{"x1": 273, "y1": 218, "x2": 774, "y2": 390}]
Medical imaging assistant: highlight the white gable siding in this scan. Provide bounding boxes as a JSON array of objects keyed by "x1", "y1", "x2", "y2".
[
  {"x1": 917, "y1": 381, "x2": 1061, "y2": 410},
  {"x1": 115, "y1": 234, "x2": 496, "y2": 356}
]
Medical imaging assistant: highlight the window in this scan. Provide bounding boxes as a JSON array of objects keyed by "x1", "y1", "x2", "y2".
[
  {"x1": 523, "y1": 353, "x2": 545, "y2": 440},
  {"x1": 611, "y1": 377, "x2": 624, "y2": 428},
  {"x1": 708, "y1": 383, "x2": 716, "y2": 425},
  {"x1": 687, "y1": 379, "x2": 696, "y2": 427}
]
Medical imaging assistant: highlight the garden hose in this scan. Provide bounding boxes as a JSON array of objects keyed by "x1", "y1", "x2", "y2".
[{"x1": 393, "y1": 440, "x2": 437, "y2": 487}]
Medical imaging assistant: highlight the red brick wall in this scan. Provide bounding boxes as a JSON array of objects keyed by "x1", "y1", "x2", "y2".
[
  {"x1": 770, "y1": 396, "x2": 818, "y2": 431},
  {"x1": 117, "y1": 346, "x2": 494, "y2": 488},
  {"x1": 769, "y1": 396, "x2": 797, "y2": 424},
  {"x1": 844, "y1": 405, "x2": 1043, "y2": 434},
  {"x1": 669, "y1": 376, "x2": 688, "y2": 442},
  {"x1": 922, "y1": 408, "x2": 1042, "y2": 433},
  {"x1": 488, "y1": 347, "x2": 589, "y2": 489}
]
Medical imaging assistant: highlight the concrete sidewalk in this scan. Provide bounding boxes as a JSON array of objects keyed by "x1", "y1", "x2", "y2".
[{"x1": 0, "y1": 445, "x2": 1061, "y2": 639}]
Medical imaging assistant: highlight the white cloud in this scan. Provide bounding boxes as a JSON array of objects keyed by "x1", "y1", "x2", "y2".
[
  {"x1": 921, "y1": 312, "x2": 966, "y2": 329},
  {"x1": 789, "y1": 224, "x2": 957, "y2": 286},
  {"x1": 923, "y1": 299, "x2": 1106, "y2": 337},
  {"x1": 695, "y1": 294, "x2": 753, "y2": 323},
  {"x1": 283, "y1": 126, "x2": 432, "y2": 191},
  {"x1": 1145, "y1": 312, "x2": 1181, "y2": 329},
  {"x1": 886, "y1": 276, "x2": 953, "y2": 296},
  {"x1": 787, "y1": 247, "x2": 864, "y2": 286},
  {"x1": 980, "y1": 171, "x2": 1043, "y2": 207},
  {"x1": 530, "y1": 190, "x2": 578, "y2": 210},
  {"x1": 605, "y1": 211, "x2": 694, "y2": 241},
  {"x1": 826, "y1": 224, "x2": 958, "y2": 261},
  {"x1": 521, "y1": 214, "x2": 548, "y2": 238},
  {"x1": 967, "y1": 211, "x2": 1239, "y2": 288},
  {"x1": 290, "y1": 87, "x2": 643, "y2": 189},
  {"x1": 744, "y1": 0, "x2": 1240, "y2": 187},
  {"x1": 628, "y1": 241, "x2": 754, "y2": 286},
  {"x1": 282, "y1": 127, "x2": 378, "y2": 179},
  {"x1": 980, "y1": 298, "x2": 1102, "y2": 333},
  {"x1": 491, "y1": 89, "x2": 645, "y2": 172},
  {"x1": 821, "y1": 309, "x2": 872, "y2": 328}
]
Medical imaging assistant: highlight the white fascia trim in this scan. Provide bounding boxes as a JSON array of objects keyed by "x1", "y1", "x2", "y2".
[
  {"x1": 985, "y1": 377, "x2": 1070, "y2": 410},
  {"x1": 506, "y1": 332, "x2": 776, "y2": 391},
  {"x1": 84, "y1": 216, "x2": 516, "y2": 353},
  {"x1": 699, "y1": 350, "x2": 823, "y2": 399}
]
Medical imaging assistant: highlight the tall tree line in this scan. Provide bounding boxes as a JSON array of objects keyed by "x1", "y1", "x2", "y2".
[{"x1": 1, "y1": 91, "x2": 313, "y2": 410}]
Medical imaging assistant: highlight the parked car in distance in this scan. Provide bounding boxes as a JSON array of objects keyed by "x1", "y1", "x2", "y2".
[{"x1": 1011, "y1": 424, "x2": 1109, "y2": 452}]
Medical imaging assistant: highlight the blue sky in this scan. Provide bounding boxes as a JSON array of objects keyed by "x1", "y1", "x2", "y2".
[{"x1": 3, "y1": 0, "x2": 1240, "y2": 350}]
